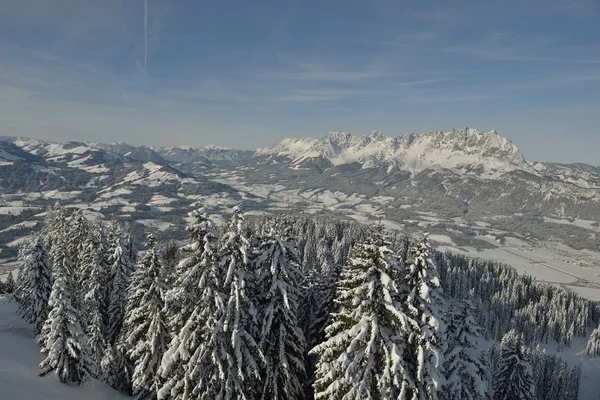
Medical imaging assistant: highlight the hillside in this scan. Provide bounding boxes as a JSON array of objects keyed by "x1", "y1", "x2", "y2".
[{"x1": 0, "y1": 296, "x2": 129, "y2": 399}]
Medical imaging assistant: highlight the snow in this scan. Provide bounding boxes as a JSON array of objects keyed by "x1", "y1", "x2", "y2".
[
  {"x1": 0, "y1": 150, "x2": 22, "y2": 161},
  {"x1": 256, "y1": 129, "x2": 532, "y2": 178},
  {"x1": 7, "y1": 237, "x2": 29, "y2": 247},
  {"x1": 41, "y1": 190, "x2": 82, "y2": 200},
  {"x1": 438, "y1": 241, "x2": 600, "y2": 300},
  {"x1": 429, "y1": 235, "x2": 455, "y2": 245},
  {"x1": 0, "y1": 221, "x2": 38, "y2": 233},
  {"x1": 544, "y1": 216, "x2": 599, "y2": 231},
  {"x1": 148, "y1": 195, "x2": 178, "y2": 206},
  {"x1": 137, "y1": 219, "x2": 174, "y2": 231},
  {"x1": 0, "y1": 297, "x2": 130, "y2": 399},
  {"x1": 98, "y1": 188, "x2": 133, "y2": 199},
  {"x1": 0, "y1": 206, "x2": 38, "y2": 215}
]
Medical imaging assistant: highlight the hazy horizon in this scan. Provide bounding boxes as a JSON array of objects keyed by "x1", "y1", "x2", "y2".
[{"x1": 1, "y1": 0, "x2": 599, "y2": 164}]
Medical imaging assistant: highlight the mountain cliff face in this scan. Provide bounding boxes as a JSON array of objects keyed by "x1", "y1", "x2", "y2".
[{"x1": 255, "y1": 128, "x2": 531, "y2": 178}]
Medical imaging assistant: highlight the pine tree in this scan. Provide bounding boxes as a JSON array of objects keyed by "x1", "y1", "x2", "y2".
[
  {"x1": 5, "y1": 270, "x2": 16, "y2": 294},
  {"x1": 165, "y1": 208, "x2": 215, "y2": 334},
  {"x1": 311, "y1": 225, "x2": 418, "y2": 399},
  {"x1": 106, "y1": 227, "x2": 134, "y2": 345},
  {"x1": 442, "y1": 300, "x2": 488, "y2": 400},
  {"x1": 298, "y1": 267, "x2": 329, "y2": 398},
  {"x1": 404, "y1": 234, "x2": 446, "y2": 400},
  {"x1": 39, "y1": 234, "x2": 88, "y2": 385},
  {"x1": 493, "y1": 329, "x2": 535, "y2": 400},
  {"x1": 586, "y1": 326, "x2": 600, "y2": 357},
  {"x1": 15, "y1": 235, "x2": 52, "y2": 335},
  {"x1": 102, "y1": 222, "x2": 135, "y2": 394},
  {"x1": 255, "y1": 224, "x2": 306, "y2": 400},
  {"x1": 80, "y1": 228, "x2": 108, "y2": 379},
  {"x1": 211, "y1": 206, "x2": 262, "y2": 399},
  {"x1": 162, "y1": 239, "x2": 180, "y2": 286},
  {"x1": 124, "y1": 233, "x2": 169, "y2": 400},
  {"x1": 158, "y1": 208, "x2": 224, "y2": 400},
  {"x1": 41, "y1": 203, "x2": 65, "y2": 256},
  {"x1": 101, "y1": 339, "x2": 132, "y2": 394},
  {"x1": 69, "y1": 209, "x2": 89, "y2": 287}
]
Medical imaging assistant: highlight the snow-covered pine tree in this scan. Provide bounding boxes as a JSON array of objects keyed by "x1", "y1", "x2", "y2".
[
  {"x1": 586, "y1": 326, "x2": 600, "y2": 357},
  {"x1": 124, "y1": 233, "x2": 169, "y2": 400},
  {"x1": 441, "y1": 300, "x2": 488, "y2": 400},
  {"x1": 124, "y1": 229, "x2": 138, "y2": 270},
  {"x1": 68, "y1": 209, "x2": 89, "y2": 285},
  {"x1": 4, "y1": 270, "x2": 16, "y2": 294},
  {"x1": 298, "y1": 266, "x2": 329, "y2": 398},
  {"x1": 45, "y1": 205, "x2": 71, "y2": 271},
  {"x1": 41, "y1": 203, "x2": 65, "y2": 256},
  {"x1": 39, "y1": 232, "x2": 88, "y2": 385},
  {"x1": 106, "y1": 226, "x2": 134, "y2": 345},
  {"x1": 404, "y1": 234, "x2": 446, "y2": 400},
  {"x1": 80, "y1": 227, "x2": 108, "y2": 379},
  {"x1": 311, "y1": 224, "x2": 418, "y2": 399},
  {"x1": 15, "y1": 235, "x2": 52, "y2": 335},
  {"x1": 211, "y1": 205, "x2": 262, "y2": 399},
  {"x1": 493, "y1": 329, "x2": 535, "y2": 400},
  {"x1": 162, "y1": 239, "x2": 180, "y2": 286},
  {"x1": 165, "y1": 208, "x2": 215, "y2": 334},
  {"x1": 158, "y1": 208, "x2": 224, "y2": 400},
  {"x1": 101, "y1": 222, "x2": 135, "y2": 394},
  {"x1": 254, "y1": 223, "x2": 306, "y2": 400},
  {"x1": 101, "y1": 339, "x2": 132, "y2": 394}
]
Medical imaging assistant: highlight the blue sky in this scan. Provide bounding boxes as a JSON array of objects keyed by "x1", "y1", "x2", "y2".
[{"x1": 0, "y1": 0, "x2": 599, "y2": 163}]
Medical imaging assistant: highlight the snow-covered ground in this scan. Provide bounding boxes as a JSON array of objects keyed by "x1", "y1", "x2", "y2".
[
  {"x1": 0, "y1": 297, "x2": 129, "y2": 399},
  {"x1": 438, "y1": 240, "x2": 600, "y2": 301}
]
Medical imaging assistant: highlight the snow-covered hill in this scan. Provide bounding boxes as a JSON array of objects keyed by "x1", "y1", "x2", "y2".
[{"x1": 0, "y1": 296, "x2": 129, "y2": 399}]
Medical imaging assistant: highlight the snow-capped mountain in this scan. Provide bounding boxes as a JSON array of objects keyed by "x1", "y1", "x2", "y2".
[
  {"x1": 154, "y1": 144, "x2": 253, "y2": 164},
  {"x1": 90, "y1": 141, "x2": 168, "y2": 164},
  {"x1": 256, "y1": 128, "x2": 532, "y2": 178}
]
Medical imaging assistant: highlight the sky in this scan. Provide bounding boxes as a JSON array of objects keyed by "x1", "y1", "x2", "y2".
[{"x1": 0, "y1": 0, "x2": 599, "y2": 164}]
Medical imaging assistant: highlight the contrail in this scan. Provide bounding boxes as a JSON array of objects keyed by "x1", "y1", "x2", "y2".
[{"x1": 144, "y1": 0, "x2": 148, "y2": 78}]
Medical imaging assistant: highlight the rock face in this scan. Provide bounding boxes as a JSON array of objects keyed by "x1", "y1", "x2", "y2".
[{"x1": 255, "y1": 128, "x2": 531, "y2": 178}]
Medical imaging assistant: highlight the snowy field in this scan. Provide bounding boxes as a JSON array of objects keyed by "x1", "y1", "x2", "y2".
[
  {"x1": 437, "y1": 240, "x2": 600, "y2": 301},
  {"x1": 0, "y1": 297, "x2": 129, "y2": 399}
]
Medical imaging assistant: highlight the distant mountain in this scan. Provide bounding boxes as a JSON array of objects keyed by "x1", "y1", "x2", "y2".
[
  {"x1": 90, "y1": 142, "x2": 168, "y2": 165},
  {"x1": 256, "y1": 128, "x2": 531, "y2": 178},
  {"x1": 0, "y1": 141, "x2": 41, "y2": 164},
  {"x1": 2, "y1": 129, "x2": 600, "y2": 254},
  {"x1": 154, "y1": 144, "x2": 253, "y2": 164}
]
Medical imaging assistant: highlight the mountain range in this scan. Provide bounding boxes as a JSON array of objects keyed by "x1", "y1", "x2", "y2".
[{"x1": 1, "y1": 128, "x2": 599, "y2": 260}]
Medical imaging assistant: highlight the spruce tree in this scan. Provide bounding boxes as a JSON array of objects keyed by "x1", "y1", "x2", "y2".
[
  {"x1": 4, "y1": 270, "x2": 16, "y2": 294},
  {"x1": 298, "y1": 267, "x2": 329, "y2": 398},
  {"x1": 255, "y1": 224, "x2": 306, "y2": 400},
  {"x1": 493, "y1": 329, "x2": 535, "y2": 400},
  {"x1": 442, "y1": 300, "x2": 488, "y2": 400},
  {"x1": 101, "y1": 340, "x2": 132, "y2": 394},
  {"x1": 158, "y1": 208, "x2": 224, "y2": 400},
  {"x1": 165, "y1": 208, "x2": 214, "y2": 334},
  {"x1": 124, "y1": 233, "x2": 169, "y2": 400},
  {"x1": 311, "y1": 225, "x2": 418, "y2": 399},
  {"x1": 80, "y1": 228, "x2": 108, "y2": 379},
  {"x1": 106, "y1": 227, "x2": 134, "y2": 345},
  {"x1": 586, "y1": 326, "x2": 600, "y2": 357},
  {"x1": 39, "y1": 234, "x2": 88, "y2": 384},
  {"x1": 404, "y1": 234, "x2": 446, "y2": 400},
  {"x1": 16, "y1": 235, "x2": 52, "y2": 335},
  {"x1": 213, "y1": 206, "x2": 262, "y2": 399}
]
